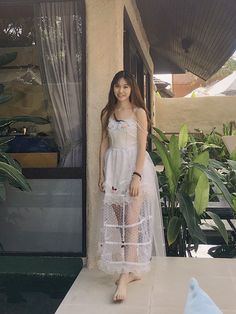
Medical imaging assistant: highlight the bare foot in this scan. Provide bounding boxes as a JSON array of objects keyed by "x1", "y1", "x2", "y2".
[
  {"x1": 128, "y1": 272, "x2": 141, "y2": 283},
  {"x1": 113, "y1": 274, "x2": 128, "y2": 302},
  {"x1": 115, "y1": 272, "x2": 141, "y2": 285}
]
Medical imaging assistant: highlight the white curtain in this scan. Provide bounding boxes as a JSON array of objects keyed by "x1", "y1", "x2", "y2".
[{"x1": 37, "y1": 1, "x2": 83, "y2": 167}]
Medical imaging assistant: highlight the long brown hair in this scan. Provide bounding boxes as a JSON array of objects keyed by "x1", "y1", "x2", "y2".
[{"x1": 101, "y1": 70, "x2": 150, "y2": 133}]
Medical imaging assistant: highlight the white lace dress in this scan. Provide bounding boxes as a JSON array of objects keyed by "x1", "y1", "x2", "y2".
[{"x1": 98, "y1": 116, "x2": 166, "y2": 274}]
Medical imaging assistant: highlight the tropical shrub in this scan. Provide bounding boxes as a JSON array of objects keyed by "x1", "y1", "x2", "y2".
[{"x1": 150, "y1": 125, "x2": 236, "y2": 256}]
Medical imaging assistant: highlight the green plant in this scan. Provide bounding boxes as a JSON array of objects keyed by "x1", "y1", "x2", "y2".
[
  {"x1": 193, "y1": 128, "x2": 227, "y2": 162},
  {"x1": 150, "y1": 125, "x2": 236, "y2": 256},
  {"x1": 0, "y1": 137, "x2": 31, "y2": 201},
  {"x1": 193, "y1": 121, "x2": 236, "y2": 162},
  {"x1": 0, "y1": 136, "x2": 31, "y2": 250},
  {"x1": 212, "y1": 159, "x2": 236, "y2": 197}
]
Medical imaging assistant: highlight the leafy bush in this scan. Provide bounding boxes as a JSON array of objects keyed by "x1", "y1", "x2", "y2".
[{"x1": 150, "y1": 125, "x2": 236, "y2": 256}]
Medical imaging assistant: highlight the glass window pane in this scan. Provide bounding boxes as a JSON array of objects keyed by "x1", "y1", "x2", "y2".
[
  {"x1": 0, "y1": 179, "x2": 83, "y2": 253},
  {"x1": 0, "y1": 1, "x2": 84, "y2": 168}
]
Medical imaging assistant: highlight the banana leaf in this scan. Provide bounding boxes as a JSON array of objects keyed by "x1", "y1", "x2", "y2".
[
  {"x1": 191, "y1": 151, "x2": 210, "y2": 181},
  {"x1": 191, "y1": 163, "x2": 235, "y2": 211},
  {"x1": 169, "y1": 135, "x2": 181, "y2": 179},
  {"x1": 178, "y1": 124, "x2": 188, "y2": 149},
  {"x1": 153, "y1": 127, "x2": 169, "y2": 142},
  {"x1": 194, "y1": 173, "x2": 209, "y2": 215},
  {"x1": 187, "y1": 151, "x2": 209, "y2": 196},
  {"x1": 149, "y1": 150, "x2": 161, "y2": 166},
  {"x1": 151, "y1": 134, "x2": 177, "y2": 196},
  {"x1": 177, "y1": 191, "x2": 207, "y2": 244},
  {"x1": 167, "y1": 216, "x2": 181, "y2": 245},
  {"x1": 205, "y1": 211, "x2": 228, "y2": 244}
]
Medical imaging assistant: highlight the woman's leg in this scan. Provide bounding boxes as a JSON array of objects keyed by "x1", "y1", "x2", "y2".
[
  {"x1": 112, "y1": 204, "x2": 128, "y2": 301},
  {"x1": 113, "y1": 196, "x2": 142, "y2": 302},
  {"x1": 112, "y1": 203, "x2": 123, "y2": 237},
  {"x1": 112, "y1": 196, "x2": 142, "y2": 262},
  {"x1": 124, "y1": 195, "x2": 142, "y2": 263}
]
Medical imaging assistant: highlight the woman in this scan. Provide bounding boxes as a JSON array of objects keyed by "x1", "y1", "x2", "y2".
[{"x1": 98, "y1": 71, "x2": 165, "y2": 302}]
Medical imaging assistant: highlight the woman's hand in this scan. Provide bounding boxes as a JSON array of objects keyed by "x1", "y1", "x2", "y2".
[
  {"x1": 129, "y1": 175, "x2": 141, "y2": 197},
  {"x1": 98, "y1": 176, "x2": 105, "y2": 192}
]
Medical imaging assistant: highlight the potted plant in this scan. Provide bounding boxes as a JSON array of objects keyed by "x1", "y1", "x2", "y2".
[{"x1": 150, "y1": 125, "x2": 236, "y2": 256}]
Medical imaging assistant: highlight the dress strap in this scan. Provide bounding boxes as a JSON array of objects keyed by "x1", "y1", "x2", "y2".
[
  {"x1": 133, "y1": 107, "x2": 148, "y2": 134},
  {"x1": 136, "y1": 120, "x2": 148, "y2": 134}
]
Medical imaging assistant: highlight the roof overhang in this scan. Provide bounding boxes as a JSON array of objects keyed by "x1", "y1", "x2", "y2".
[{"x1": 136, "y1": 0, "x2": 236, "y2": 80}]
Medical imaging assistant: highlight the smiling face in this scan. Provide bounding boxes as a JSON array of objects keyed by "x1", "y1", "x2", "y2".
[{"x1": 113, "y1": 78, "x2": 132, "y2": 103}]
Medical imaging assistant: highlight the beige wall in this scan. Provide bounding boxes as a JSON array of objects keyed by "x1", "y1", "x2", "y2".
[
  {"x1": 86, "y1": 0, "x2": 154, "y2": 268},
  {"x1": 156, "y1": 96, "x2": 236, "y2": 133}
]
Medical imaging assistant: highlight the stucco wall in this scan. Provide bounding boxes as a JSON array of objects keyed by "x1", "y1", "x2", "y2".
[
  {"x1": 86, "y1": 0, "x2": 154, "y2": 268},
  {"x1": 155, "y1": 96, "x2": 236, "y2": 133}
]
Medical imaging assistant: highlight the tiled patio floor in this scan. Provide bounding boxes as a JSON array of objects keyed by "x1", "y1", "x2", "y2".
[{"x1": 55, "y1": 257, "x2": 236, "y2": 314}]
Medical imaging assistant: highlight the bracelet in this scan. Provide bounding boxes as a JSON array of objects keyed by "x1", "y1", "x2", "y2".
[{"x1": 132, "y1": 171, "x2": 142, "y2": 179}]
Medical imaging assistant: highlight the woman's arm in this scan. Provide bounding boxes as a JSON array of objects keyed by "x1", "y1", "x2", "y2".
[
  {"x1": 134, "y1": 107, "x2": 148, "y2": 174},
  {"x1": 129, "y1": 107, "x2": 148, "y2": 197},
  {"x1": 98, "y1": 119, "x2": 109, "y2": 192}
]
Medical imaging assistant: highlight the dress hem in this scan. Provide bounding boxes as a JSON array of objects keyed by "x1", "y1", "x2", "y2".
[{"x1": 97, "y1": 259, "x2": 151, "y2": 275}]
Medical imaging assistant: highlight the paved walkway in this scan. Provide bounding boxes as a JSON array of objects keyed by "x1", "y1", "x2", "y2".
[{"x1": 56, "y1": 257, "x2": 236, "y2": 314}]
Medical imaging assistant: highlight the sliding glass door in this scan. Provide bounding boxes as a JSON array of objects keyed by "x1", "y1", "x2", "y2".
[{"x1": 0, "y1": 0, "x2": 86, "y2": 256}]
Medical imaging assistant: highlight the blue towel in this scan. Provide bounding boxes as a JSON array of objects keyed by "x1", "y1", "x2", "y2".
[{"x1": 184, "y1": 278, "x2": 222, "y2": 314}]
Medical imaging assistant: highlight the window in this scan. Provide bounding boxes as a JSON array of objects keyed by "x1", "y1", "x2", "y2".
[
  {"x1": 0, "y1": 1, "x2": 85, "y2": 170},
  {"x1": 0, "y1": 0, "x2": 86, "y2": 256}
]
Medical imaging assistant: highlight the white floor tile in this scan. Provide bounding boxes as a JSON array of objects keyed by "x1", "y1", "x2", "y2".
[{"x1": 56, "y1": 257, "x2": 236, "y2": 314}]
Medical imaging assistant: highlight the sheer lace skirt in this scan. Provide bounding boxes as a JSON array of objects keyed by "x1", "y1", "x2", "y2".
[{"x1": 98, "y1": 149, "x2": 166, "y2": 275}]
